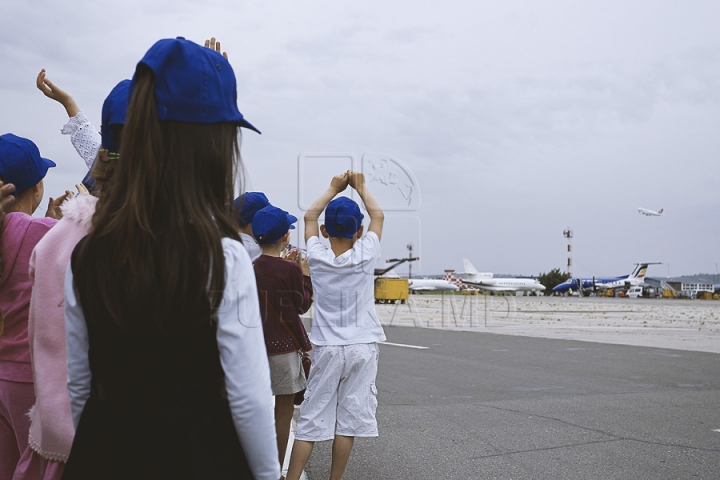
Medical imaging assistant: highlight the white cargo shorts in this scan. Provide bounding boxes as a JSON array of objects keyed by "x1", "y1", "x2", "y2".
[{"x1": 295, "y1": 343, "x2": 379, "y2": 441}]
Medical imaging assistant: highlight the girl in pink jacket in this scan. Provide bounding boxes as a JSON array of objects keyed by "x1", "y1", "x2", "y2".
[
  {"x1": 11, "y1": 77, "x2": 128, "y2": 480},
  {"x1": 0, "y1": 133, "x2": 62, "y2": 480}
]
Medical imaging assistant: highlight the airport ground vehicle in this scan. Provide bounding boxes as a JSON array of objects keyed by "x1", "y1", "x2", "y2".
[
  {"x1": 627, "y1": 286, "x2": 643, "y2": 298},
  {"x1": 375, "y1": 278, "x2": 408, "y2": 304}
]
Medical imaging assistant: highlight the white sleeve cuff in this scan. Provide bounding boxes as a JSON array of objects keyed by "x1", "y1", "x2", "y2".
[{"x1": 61, "y1": 112, "x2": 101, "y2": 169}]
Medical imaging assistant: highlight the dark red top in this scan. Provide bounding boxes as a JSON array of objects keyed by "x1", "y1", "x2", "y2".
[{"x1": 253, "y1": 255, "x2": 313, "y2": 355}]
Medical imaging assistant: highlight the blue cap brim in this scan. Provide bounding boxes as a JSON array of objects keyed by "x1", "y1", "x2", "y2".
[
  {"x1": 240, "y1": 118, "x2": 261, "y2": 134},
  {"x1": 287, "y1": 213, "x2": 297, "y2": 229},
  {"x1": 42, "y1": 157, "x2": 56, "y2": 168}
]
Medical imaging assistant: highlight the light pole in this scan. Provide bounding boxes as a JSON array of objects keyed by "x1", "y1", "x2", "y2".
[
  {"x1": 407, "y1": 243, "x2": 413, "y2": 279},
  {"x1": 563, "y1": 228, "x2": 573, "y2": 278}
]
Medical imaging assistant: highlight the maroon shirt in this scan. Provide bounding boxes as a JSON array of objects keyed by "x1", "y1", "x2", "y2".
[{"x1": 253, "y1": 255, "x2": 313, "y2": 355}]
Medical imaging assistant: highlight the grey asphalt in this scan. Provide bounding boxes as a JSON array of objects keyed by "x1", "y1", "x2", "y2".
[{"x1": 302, "y1": 326, "x2": 720, "y2": 479}]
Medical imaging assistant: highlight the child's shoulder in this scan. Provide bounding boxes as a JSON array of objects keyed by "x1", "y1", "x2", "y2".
[
  {"x1": 222, "y1": 236, "x2": 253, "y2": 268},
  {"x1": 352, "y1": 231, "x2": 380, "y2": 255},
  {"x1": 359, "y1": 231, "x2": 380, "y2": 245},
  {"x1": 256, "y1": 254, "x2": 301, "y2": 271},
  {"x1": 306, "y1": 236, "x2": 329, "y2": 257},
  {"x1": 24, "y1": 214, "x2": 57, "y2": 236},
  {"x1": 306, "y1": 235, "x2": 325, "y2": 249}
]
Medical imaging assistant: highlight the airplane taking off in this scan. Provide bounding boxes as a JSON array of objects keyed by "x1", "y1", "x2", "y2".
[
  {"x1": 638, "y1": 207, "x2": 663, "y2": 216},
  {"x1": 552, "y1": 262, "x2": 658, "y2": 294},
  {"x1": 459, "y1": 259, "x2": 546, "y2": 293}
]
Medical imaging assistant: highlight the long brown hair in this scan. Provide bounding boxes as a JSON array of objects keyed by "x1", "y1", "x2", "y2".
[{"x1": 73, "y1": 66, "x2": 242, "y2": 331}]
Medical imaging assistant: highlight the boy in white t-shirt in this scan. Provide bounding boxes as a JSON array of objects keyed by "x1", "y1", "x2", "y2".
[
  {"x1": 233, "y1": 191, "x2": 270, "y2": 262},
  {"x1": 286, "y1": 171, "x2": 385, "y2": 480}
]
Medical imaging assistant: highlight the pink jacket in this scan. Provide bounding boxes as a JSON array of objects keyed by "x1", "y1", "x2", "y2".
[
  {"x1": 27, "y1": 195, "x2": 97, "y2": 461},
  {"x1": 0, "y1": 212, "x2": 56, "y2": 383}
]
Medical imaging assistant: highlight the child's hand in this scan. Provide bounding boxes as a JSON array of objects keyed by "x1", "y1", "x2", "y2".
[
  {"x1": 0, "y1": 181, "x2": 16, "y2": 221},
  {"x1": 347, "y1": 171, "x2": 366, "y2": 191},
  {"x1": 298, "y1": 255, "x2": 310, "y2": 276},
  {"x1": 330, "y1": 172, "x2": 349, "y2": 193},
  {"x1": 37, "y1": 69, "x2": 80, "y2": 117},
  {"x1": 45, "y1": 190, "x2": 74, "y2": 220},
  {"x1": 204, "y1": 37, "x2": 229, "y2": 60},
  {"x1": 75, "y1": 183, "x2": 90, "y2": 196},
  {"x1": 286, "y1": 249, "x2": 310, "y2": 275},
  {"x1": 36, "y1": 69, "x2": 73, "y2": 105}
]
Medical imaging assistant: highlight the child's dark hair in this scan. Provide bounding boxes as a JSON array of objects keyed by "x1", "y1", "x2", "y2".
[
  {"x1": 73, "y1": 65, "x2": 242, "y2": 331},
  {"x1": 84, "y1": 125, "x2": 123, "y2": 194}
]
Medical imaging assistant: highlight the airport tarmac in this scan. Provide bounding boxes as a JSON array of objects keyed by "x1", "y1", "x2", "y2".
[
  {"x1": 375, "y1": 295, "x2": 720, "y2": 354},
  {"x1": 296, "y1": 296, "x2": 720, "y2": 479}
]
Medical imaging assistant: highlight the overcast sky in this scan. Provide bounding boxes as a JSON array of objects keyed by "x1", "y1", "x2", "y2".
[{"x1": 1, "y1": 1, "x2": 718, "y2": 278}]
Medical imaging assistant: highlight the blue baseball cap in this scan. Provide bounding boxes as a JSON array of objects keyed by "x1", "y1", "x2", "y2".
[
  {"x1": 252, "y1": 205, "x2": 297, "y2": 245},
  {"x1": 324, "y1": 197, "x2": 364, "y2": 239},
  {"x1": 234, "y1": 192, "x2": 270, "y2": 225},
  {"x1": 101, "y1": 79, "x2": 131, "y2": 152},
  {"x1": 0, "y1": 134, "x2": 56, "y2": 194},
  {"x1": 82, "y1": 79, "x2": 131, "y2": 191},
  {"x1": 132, "y1": 37, "x2": 260, "y2": 133}
]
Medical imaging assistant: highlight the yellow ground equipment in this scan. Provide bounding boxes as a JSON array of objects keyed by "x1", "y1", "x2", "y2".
[{"x1": 374, "y1": 278, "x2": 409, "y2": 304}]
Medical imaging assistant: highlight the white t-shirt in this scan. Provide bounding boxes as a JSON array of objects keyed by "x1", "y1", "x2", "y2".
[
  {"x1": 306, "y1": 231, "x2": 386, "y2": 346},
  {"x1": 239, "y1": 232, "x2": 261, "y2": 262},
  {"x1": 64, "y1": 238, "x2": 280, "y2": 480}
]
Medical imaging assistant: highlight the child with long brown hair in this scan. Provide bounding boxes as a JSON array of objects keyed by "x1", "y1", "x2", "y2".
[{"x1": 62, "y1": 37, "x2": 279, "y2": 480}]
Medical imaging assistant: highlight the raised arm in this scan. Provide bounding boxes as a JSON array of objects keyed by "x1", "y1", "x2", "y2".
[
  {"x1": 37, "y1": 69, "x2": 81, "y2": 118},
  {"x1": 348, "y1": 171, "x2": 384, "y2": 240},
  {"x1": 38, "y1": 69, "x2": 100, "y2": 168},
  {"x1": 304, "y1": 173, "x2": 349, "y2": 243}
]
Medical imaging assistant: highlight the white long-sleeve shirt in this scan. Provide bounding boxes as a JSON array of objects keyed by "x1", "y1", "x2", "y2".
[
  {"x1": 64, "y1": 237, "x2": 280, "y2": 480},
  {"x1": 61, "y1": 112, "x2": 101, "y2": 169}
]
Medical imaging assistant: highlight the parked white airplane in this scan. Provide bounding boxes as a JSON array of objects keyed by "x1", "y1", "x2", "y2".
[
  {"x1": 638, "y1": 207, "x2": 663, "y2": 216},
  {"x1": 460, "y1": 259, "x2": 546, "y2": 293},
  {"x1": 408, "y1": 278, "x2": 459, "y2": 292}
]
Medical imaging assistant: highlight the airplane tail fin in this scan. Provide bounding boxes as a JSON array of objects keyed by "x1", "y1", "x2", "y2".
[
  {"x1": 462, "y1": 259, "x2": 493, "y2": 280},
  {"x1": 658, "y1": 208, "x2": 663, "y2": 215},
  {"x1": 463, "y1": 259, "x2": 478, "y2": 275},
  {"x1": 443, "y1": 270, "x2": 464, "y2": 288},
  {"x1": 630, "y1": 263, "x2": 649, "y2": 280}
]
